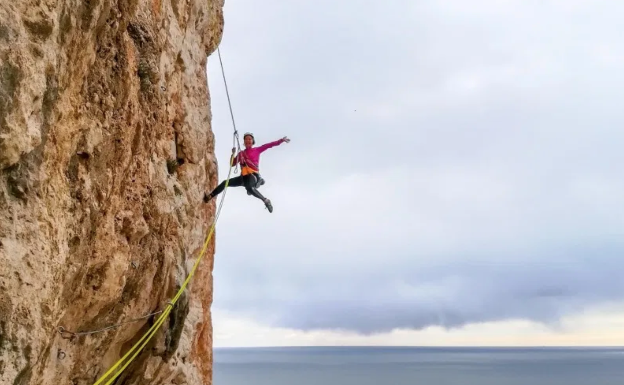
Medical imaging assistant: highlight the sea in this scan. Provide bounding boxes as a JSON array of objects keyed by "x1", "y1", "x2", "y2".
[{"x1": 213, "y1": 346, "x2": 624, "y2": 385}]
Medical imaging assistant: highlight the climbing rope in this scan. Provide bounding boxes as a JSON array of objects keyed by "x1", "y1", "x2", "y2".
[
  {"x1": 217, "y1": 47, "x2": 239, "y2": 141},
  {"x1": 57, "y1": 46, "x2": 247, "y2": 343},
  {"x1": 57, "y1": 310, "x2": 164, "y2": 339},
  {"x1": 87, "y1": 46, "x2": 241, "y2": 385},
  {"x1": 217, "y1": 47, "x2": 266, "y2": 176},
  {"x1": 90, "y1": 137, "x2": 237, "y2": 385},
  {"x1": 217, "y1": 46, "x2": 245, "y2": 169}
]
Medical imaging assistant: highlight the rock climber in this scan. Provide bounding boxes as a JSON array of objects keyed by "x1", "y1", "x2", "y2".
[{"x1": 203, "y1": 132, "x2": 290, "y2": 213}]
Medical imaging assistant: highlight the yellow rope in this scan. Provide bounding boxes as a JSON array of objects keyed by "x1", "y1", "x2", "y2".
[{"x1": 92, "y1": 153, "x2": 236, "y2": 385}]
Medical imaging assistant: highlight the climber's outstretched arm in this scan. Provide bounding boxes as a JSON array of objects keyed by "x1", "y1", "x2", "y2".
[{"x1": 256, "y1": 136, "x2": 290, "y2": 154}]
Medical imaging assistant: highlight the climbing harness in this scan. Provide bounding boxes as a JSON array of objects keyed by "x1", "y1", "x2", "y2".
[{"x1": 75, "y1": 46, "x2": 241, "y2": 385}]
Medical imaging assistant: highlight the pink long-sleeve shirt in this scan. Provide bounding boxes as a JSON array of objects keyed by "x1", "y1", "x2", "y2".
[{"x1": 232, "y1": 138, "x2": 286, "y2": 174}]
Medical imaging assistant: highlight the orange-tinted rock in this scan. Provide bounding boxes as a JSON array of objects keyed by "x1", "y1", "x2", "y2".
[{"x1": 0, "y1": 0, "x2": 225, "y2": 384}]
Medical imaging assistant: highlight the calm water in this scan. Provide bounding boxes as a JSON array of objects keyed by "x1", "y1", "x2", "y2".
[{"x1": 213, "y1": 346, "x2": 624, "y2": 385}]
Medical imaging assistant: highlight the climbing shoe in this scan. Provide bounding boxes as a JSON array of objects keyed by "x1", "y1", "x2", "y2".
[
  {"x1": 264, "y1": 199, "x2": 273, "y2": 213},
  {"x1": 203, "y1": 193, "x2": 213, "y2": 203}
]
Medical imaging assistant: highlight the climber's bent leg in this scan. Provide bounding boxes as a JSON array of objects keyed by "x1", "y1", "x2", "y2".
[
  {"x1": 255, "y1": 174, "x2": 265, "y2": 188},
  {"x1": 243, "y1": 174, "x2": 273, "y2": 213},
  {"x1": 245, "y1": 173, "x2": 265, "y2": 190},
  {"x1": 243, "y1": 174, "x2": 266, "y2": 201}
]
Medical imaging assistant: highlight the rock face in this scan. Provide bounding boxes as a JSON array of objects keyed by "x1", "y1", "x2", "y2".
[{"x1": 0, "y1": 0, "x2": 225, "y2": 384}]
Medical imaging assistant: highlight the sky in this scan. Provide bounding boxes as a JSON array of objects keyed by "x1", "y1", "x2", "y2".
[{"x1": 204, "y1": 0, "x2": 624, "y2": 347}]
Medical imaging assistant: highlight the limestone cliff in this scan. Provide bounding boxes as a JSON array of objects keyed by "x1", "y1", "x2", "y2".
[{"x1": 0, "y1": 0, "x2": 224, "y2": 384}]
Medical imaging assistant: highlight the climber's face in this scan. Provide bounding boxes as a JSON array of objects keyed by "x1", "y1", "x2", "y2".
[{"x1": 244, "y1": 135, "x2": 254, "y2": 148}]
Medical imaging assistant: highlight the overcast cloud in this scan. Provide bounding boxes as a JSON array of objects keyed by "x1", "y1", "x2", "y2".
[{"x1": 204, "y1": 0, "x2": 624, "y2": 337}]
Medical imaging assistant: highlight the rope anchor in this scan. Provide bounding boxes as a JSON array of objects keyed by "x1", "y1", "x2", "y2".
[
  {"x1": 55, "y1": 308, "x2": 166, "y2": 341},
  {"x1": 57, "y1": 326, "x2": 75, "y2": 340}
]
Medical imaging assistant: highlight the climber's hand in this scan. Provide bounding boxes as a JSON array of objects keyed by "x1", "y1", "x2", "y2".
[
  {"x1": 282, "y1": 136, "x2": 290, "y2": 143},
  {"x1": 231, "y1": 147, "x2": 236, "y2": 154}
]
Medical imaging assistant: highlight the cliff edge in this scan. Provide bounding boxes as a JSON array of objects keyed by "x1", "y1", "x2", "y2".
[{"x1": 0, "y1": 0, "x2": 225, "y2": 384}]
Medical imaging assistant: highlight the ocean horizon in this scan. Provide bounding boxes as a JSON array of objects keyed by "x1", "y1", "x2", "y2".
[{"x1": 213, "y1": 346, "x2": 624, "y2": 385}]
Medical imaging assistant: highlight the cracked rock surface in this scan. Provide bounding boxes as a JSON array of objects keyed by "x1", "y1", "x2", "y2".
[{"x1": 0, "y1": 0, "x2": 225, "y2": 384}]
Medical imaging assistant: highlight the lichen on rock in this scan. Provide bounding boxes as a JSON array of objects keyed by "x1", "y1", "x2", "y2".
[{"x1": 0, "y1": 0, "x2": 225, "y2": 384}]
